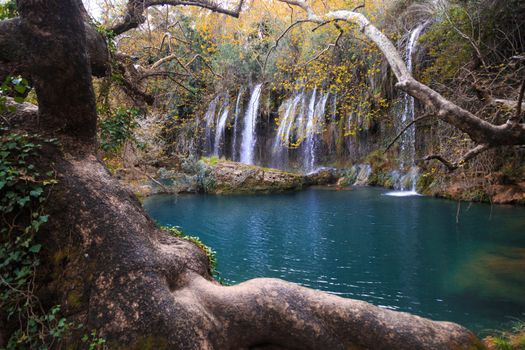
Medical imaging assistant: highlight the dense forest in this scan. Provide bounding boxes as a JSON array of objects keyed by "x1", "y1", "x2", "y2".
[{"x1": 0, "y1": 0, "x2": 524, "y2": 349}]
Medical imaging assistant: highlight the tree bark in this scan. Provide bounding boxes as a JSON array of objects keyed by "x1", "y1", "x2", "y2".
[{"x1": 1, "y1": 1, "x2": 485, "y2": 349}]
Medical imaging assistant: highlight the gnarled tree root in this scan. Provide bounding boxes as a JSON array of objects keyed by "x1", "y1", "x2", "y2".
[{"x1": 25, "y1": 139, "x2": 484, "y2": 350}]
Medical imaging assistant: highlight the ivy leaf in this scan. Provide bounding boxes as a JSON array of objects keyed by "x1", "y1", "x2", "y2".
[
  {"x1": 29, "y1": 187, "x2": 43, "y2": 197},
  {"x1": 17, "y1": 196, "x2": 30, "y2": 206},
  {"x1": 29, "y1": 244, "x2": 41, "y2": 253}
]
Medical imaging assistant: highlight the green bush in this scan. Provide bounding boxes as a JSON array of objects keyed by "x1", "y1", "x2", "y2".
[{"x1": 99, "y1": 108, "x2": 141, "y2": 154}]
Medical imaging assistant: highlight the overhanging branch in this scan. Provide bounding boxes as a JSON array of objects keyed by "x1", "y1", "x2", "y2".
[
  {"x1": 110, "y1": 0, "x2": 245, "y2": 36},
  {"x1": 275, "y1": 0, "x2": 525, "y2": 150},
  {"x1": 424, "y1": 144, "x2": 491, "y2": 172}
]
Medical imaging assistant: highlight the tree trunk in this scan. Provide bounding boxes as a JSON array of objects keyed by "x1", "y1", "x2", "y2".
[{"x1": 1, "y1": 1, "x2": 485, "y2": 349}]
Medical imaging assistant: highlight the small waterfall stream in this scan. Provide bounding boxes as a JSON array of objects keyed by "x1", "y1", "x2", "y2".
[
  {"x1": 213, "y1": 95, "x2": 230, "y2": 156},
  {"x1": 240, "y1": 84, "x2": 263, "y2": 165},
  {"x1": 231, "y1": 88, "x2": 244, "y2": 161},
  {"x1": 389, "y1": 22, "x2": 427, "y2": 195},
  {"x1": 271, "y1": 93, "x2": 302, "y2": 169},
  {"x1": 303, "y1": 90, "x2": 329, "y2": 173},
  {"x1": 203, "y1": 96, "x2": 220, "y2": 155},
  {"x1": 271, "y1": 89, "x2": 329, "y2": 172}
]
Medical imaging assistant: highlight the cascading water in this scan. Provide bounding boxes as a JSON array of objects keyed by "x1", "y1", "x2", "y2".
[
  {"x1": 203, "y1": 95, "x2": 220, "y2": 155},
  {"x1": 213, "y1": 95, "x2": 230, "y2": 157},
  {"x1": 303, "y1": 91, "x2": 329, "y2": 173},
  {"x1": 271, "y1": 89, "x2": 330, "y2": 173},
  {"x1": 271, "y1": 93, "x2": 303, "y2": 169},
  {"x1": 301, "y1": 88, "x2": 317, "y2": 172},
  {"x1": 328, "y1": 94, "x2": 338, "y2": 154},
  {"x1": 387, "y1": 23, "x2": 427, "y2": 196},
  {"x1": 231, "y1": 88, "x2": 244, "y2": 161},
  {"x1": 240, "y1": 84, "x2": 263, "y2": 165}
]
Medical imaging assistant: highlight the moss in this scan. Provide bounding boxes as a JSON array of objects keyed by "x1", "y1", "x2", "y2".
[
  {"x1": 416, "y1": 172, "x2": 436, "y2": 194},
  {"x1": 463, "y1": 188, "x2": 491, "y2": 203},
  {"x1": 66, "y1": 290, "x2": 82, "y2": 309},
  {"x1": 200, "y1": 155, "x2": 220, "y2": 166},
  {"x1": 369, "y1": 171, "x2": 395, "y2": 188},
  {"x1": 484, "y1": 321, "x2": 525, "y2": 350},
  {"x1": 53, "y1": 249, "x2": 69, "y2": 266},
  {"x1": 113, "y1": 336, "x2": 169, "y2": 350},
  {"x1": 161, "y1": 226, "x2": 217, "y2": 273},
  {"x1": 365, "y1": 150, "x2": 395, "y2": 173}
]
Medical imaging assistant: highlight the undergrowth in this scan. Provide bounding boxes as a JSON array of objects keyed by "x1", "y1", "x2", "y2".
[{"x1": 0, "y1": 129, "x2": 107, "y2": 349}]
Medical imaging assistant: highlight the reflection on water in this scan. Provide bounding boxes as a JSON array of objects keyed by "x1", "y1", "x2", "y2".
[{"x1": 143, "y1": 187, "x2": 525, "y2": 334}]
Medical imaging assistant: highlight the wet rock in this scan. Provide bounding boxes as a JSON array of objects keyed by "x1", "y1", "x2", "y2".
[{"x1": 204, "y1": 160, "x2": 304, "y2": 194}]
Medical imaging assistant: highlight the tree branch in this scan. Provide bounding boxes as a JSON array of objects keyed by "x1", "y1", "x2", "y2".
[
  {"x1": 263, "y1": 19, "x2": 312, "y2": 72},
  {"x1": 385, "y1": 113, "x2": 431, "y2": 152},
  {"x1": 511, "y1": 75, "x2": 525, "y2": 123},
  {"x1": 424, "y1": 144, "x2": 491, "y2": 172},
  {"x1": 109, "y1": 0, "x2": 245, "y2": 36},
  {"x1": 274, "y1": 0, "x2": 525, "y2": 149},
  {"x1": 185, "y1": 54, "x2": 223, "y2": 78}
]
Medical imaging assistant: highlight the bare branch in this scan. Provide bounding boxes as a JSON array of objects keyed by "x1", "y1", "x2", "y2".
[
  {"x1": 110, "y1": 0, "x2": 245, "y2": 36},
  {"x1": 263, "y1": 19, "x2": 312, "y2": 72},
  {"x1": 385, "y1": 113, "x2": 431, "y2": 152},
  {"x1": 302, "y1": 28, "x2": 344, "y2": 66},
  {"x1": 424, "y1": 144, "x2": 491, "y2": 172},
  {"x1": 150, "y1": 53, "x2": 191, "y2": 74},
  {"x1": 511, "y1": 75, "x2": 525, "y2": 123},
  {"x1": 185, "y1": 54, "x2": 223, "y2": 78}
]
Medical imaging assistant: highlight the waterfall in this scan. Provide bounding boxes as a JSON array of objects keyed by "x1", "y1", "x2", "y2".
[
  {"x1": 400, "y1": 23, "x2": 425, "y2": 190},
  {"x1": 303, "y1": 90, "x2": 329, "y2": 173},
  {"x1": 231, "y1": 88, "x2": 244, "y2": 161},
  {"x1": 240, "y1": 84, "x2": 263, "y2": 165},
  {"x1": 213, "y1": 95, "x2": 230, "y2": 157},
  {"x1": 387, "y1": 23, "x2": 426, "y2": 196},
  {"x1": 272, "y1": 93, "x2": 303, "y2": 169},
  {"x1": 329, "y1": 94, "x2": 338, "y2": 154},
  {"x1": 203, "y1": 96, "x2": 220, "y2": 155}
]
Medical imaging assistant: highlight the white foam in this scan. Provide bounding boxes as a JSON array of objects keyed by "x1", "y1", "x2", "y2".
[{"x1": 384, "y1": 191, "x2": 421, "y2": 197}]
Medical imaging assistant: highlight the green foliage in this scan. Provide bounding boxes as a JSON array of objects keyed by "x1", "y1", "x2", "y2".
[
  {"x1": 416, "y1": 171, "x2": 436, "y2": 194},
  {"x1": 0, "y1": 131, "x2": 63, "y2": 349},
  {"x1": 99, "y1": 107, "x2": 142, "y2": 154},
  {"x1": 0, "y1": 76, "x2": 30, "y2": 113},
  {"x1": 0, "y1": 131, "x2": 107, "y2": 349},
  {"x1": 419, "y1": 5, "x2": 473, "y2": 84},
  {"x1": 161, "y1": 226, "x2": 217, "y2": 273},
  {"x1": 0, "y1": 0, "x2": 17, "y2": 20},
  {"x1": 494, "y1": 337, "x2": 514, "y2": 350},
  {"x1": 201, "y1": 156, "x2": 220, "y2": 166},
  {"x1": 82, "y1": 329, "x2": 107, "y2": 350}
]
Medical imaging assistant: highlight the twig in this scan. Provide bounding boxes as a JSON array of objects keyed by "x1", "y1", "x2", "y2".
[
  {"x1": 263, "y1": 19, "x2": 311, "y2": 72},
  {"x1": 511, "y1": 75, "x2": 525, "y2": 123},
  {"x1": 385, "y1": 113, "x2": 431, "y2": 152},
  {"x1": 423, "y1": 144, "x2": 491, "y2": 172},
  {"x1": 185, "y1": 54, "x2": 223, "y2": 78}
]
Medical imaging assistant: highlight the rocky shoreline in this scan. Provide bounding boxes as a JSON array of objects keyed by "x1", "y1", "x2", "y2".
[{"x1": 116, "y1": 157, "x2": 524, "y2": 205}]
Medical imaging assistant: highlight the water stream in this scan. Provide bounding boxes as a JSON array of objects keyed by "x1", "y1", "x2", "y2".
[
  {"x1": 240, "y1": 84, "x2": 263, "y2": 165},
  {"x1": 231, "y1": 88, "x2": 244, "y2": 161},
  {"x1": 213, "y1": 95, "x2": 230, "y2": 157},
  {"x1": 387, "y1": 22, "x2": 427, "y2": 196}
]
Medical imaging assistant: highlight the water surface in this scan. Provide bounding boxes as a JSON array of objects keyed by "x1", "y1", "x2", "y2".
[{"x1": 143, "y1": 187, "x2": 525, "y2": 334}]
